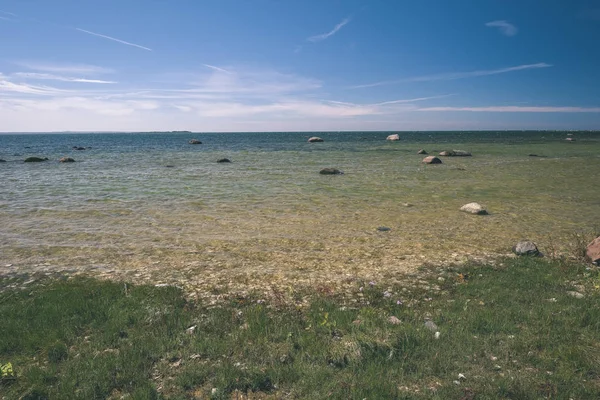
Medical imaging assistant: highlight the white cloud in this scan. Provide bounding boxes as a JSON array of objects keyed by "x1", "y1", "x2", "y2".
[
  {"x1": 308, "y1": 18, "x2": 350, "y2": 42},
  {"x1": 15, "y1": 61, "x2": 114, "y2": 75},
  {"x1": 351, "y1": 63, "x2": 552, "y2": 89},
  {"x1": 419, "y1": 106, "x2": 600, "y2": 113},
  {"x1": 485, "y1": 20, "x2": 518, "y2": 36},
  {"x1": 75, "y1": 28, "x2": 153, "y2": 51},
  {"x1": 12, "y1": 72, "x2": 116, "y2": 84}
]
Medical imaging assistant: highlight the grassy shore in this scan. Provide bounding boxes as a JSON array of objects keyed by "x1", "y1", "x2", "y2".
[{"x1": 1, "y1": 256, "x2": 599, "y2": 399}]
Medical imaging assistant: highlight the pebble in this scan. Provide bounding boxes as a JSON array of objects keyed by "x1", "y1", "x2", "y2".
[
  {"x1": 424, "y1": 320, "x2": 439, "y2": 332},
  {"x1": 434, "y1": 331, "x2": 441, "y2": 339},
  {"x1": 388, "y1": 316, "x2": 402, "y2": 325},
  {"x1": 567, "y1": 291, "x2": 584, "y2": 299},
  {"x1": 186, "y1": 325, "x2": 197, "y2": 335}
]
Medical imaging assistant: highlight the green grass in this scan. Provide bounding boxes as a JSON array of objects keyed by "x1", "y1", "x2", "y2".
[{"x1": 1, "y1": 257, "x2": 600, "y2": 399}]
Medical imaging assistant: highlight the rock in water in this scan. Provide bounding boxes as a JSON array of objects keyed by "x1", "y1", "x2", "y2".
[
  {"x1": 0, "y1": 159, "x2": 6, "y2": 162},
  {"x1": 417, "y1": 149, "x2": 428, "y2": 154},
  {"x1": 422, "y1": 156, "x2": 442, "y2": 164},
  {"x1": 308, "y1": 136, "x2": 324, "y2": 143},
  {"x1": 189, "y1": 139, "x2": 202, "y2": 144},
  {"x1": 460, "y1": 202, "x2": 487, "y2": 215},
  {"x1": 59, "y1": 157, "x2": 75, "y2": 163},
  {"x1": 512, "y1": 240, "x2": 540, "y2": 256},
  {"x1": 72, "y1": 146, "x2": 86, "y2": 150},
  {"x1": 24, "y1": 157, "x2": 48, "y2": 162},
  {"x1": 586, "y1": 236, "x2": 600, "y2": 265},
  {"x1": 439, "y1": 150, "x2": 472, "y2": 157},
  {"x1": 565, "y1": 137, "x2": 576, "y2": 142},
  {"x1": 319, "y1": 168, "x2": 343, "y2": 175},
  {"x1": 217, "y1": 158, "x2": 231, "y2": 163},
  {"x1": 386, "y1": 134, "x2": 400, "y2": 141}
]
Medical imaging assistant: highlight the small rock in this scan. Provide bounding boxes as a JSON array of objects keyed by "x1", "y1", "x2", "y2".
[
  {"x1": 377, "y1": 226, "x2": 391, "y2": 232},
  {"x1": 458, "y1": 373, "x2": 466, "y2": 381},
  {"x1": 453, "y1": 380, "x2": 461, "y2": 386},
  {"x1": 72, "y1": 146, "x2": 86, "y2": 150},
  {"x1": 567, "y1": 291, "x2": 584, "y2": 299},
  {"x1": 186, "y1": 325, "x2": 197, "y2": 335},
  {"x1": 417, "y1": 149, "x2": 427, "y2": 154},
  {"x1": 494, "y1": 365, "x2": 502, "y2": 371},
  {"x1": 512, "y1": 240, "x2": 540, "y2": 256},
  {"x1": 439, "y1": 150, "x2": 472, "y2": 157},
  {"x1": 565, "y1": 137, "x2": 576, "y2": 142},
  {"x1": 165, "y1": 165, "x2": 175, "y2": 168},
  {"x1": 586, "y1": 236, "x2": 600, "y2": 264},
  {"x1": 386, "y1": 134, "x2": 400, "y2": 141},
  {"x1": 189, "y1": 139, "x2": 202, "y2": 144},
  {"x1": 388, "y1": 316, "x2": 402, "y2": 325},
  {"x1": 460, "y1": 202, "x2": 488, "y2": 215},
  {"x1": 59, "y1": 157, "x2": 75, "y2": 163},
  {"x1": 434, "y1": 331, "x2": 441, "y2": 339},
  {"x1": 0, "y1": 159, "x2": 6, "y2": 162},
  {"x1": 403, "y1": 203, "x2": 413, "y2": 207},
  {"x1": 319, "y1": 168, "x2": 343, "y2": 175},
  {"x1": 424, "y1": 320, "x2": 438, "y2": 332},
  {"x1": 308, "y1": 136, "x2": 324, "y2": 143},
  {"x1": 217, "y1": 158, "x2": 231, "y2": 163},
  {"x1": 422, "y1": 156, "x2": 442, "y2": 164},
  {"x1": 24, "y1": 157, "x2": 49, "y2": 162}
]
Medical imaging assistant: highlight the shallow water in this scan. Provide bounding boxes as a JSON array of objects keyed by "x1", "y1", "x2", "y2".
[{"x1": 1, "y1": 131, "x2": 599, "y2": 298}]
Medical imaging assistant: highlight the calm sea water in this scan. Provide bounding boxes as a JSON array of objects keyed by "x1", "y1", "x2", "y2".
[{"x1": 1, "y1": 131, "x2": 599, "y2": 294}]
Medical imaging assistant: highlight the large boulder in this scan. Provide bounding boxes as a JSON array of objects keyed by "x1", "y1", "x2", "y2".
[
  {"x1": 24, "y1": 157, "x2": 48, "y2": 162},
  {"x1": 59, "y1": 157, "x2": 75, "y2": 163},
  {"x1": 439, "y1": 150, "x2": 472, "y2": 157},
  {"x1": 386, "y1": 134, "x2": 400, "y2": 141},
  {"x1": 308, "y1": 137, "x2": 324, "y2": 143},
  {"x1": 460, "y1": 202, "x2": 487, "y2": 215},
  {"x1": 422, "y1": 156, "x2": 442, "y2": 164},
  {"x1": 189, "y1": 139, "x2": 202, "y2": 144},
  {"x1": 513, "y1": 241, "x2": 540, "y2": 256},
  {"x1": 319, "y1": 168, "x2": 343, "y2": 175},
  {"x1": 586, "y1": 237, "x2": 600, "y2": 264}
]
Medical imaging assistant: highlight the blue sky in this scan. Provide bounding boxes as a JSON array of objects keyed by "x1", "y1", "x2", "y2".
[{"x1": 1, "y1": 0, "x2": 599, "y2": 132}]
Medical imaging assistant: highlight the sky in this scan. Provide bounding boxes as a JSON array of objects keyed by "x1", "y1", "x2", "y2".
[{"x1": 1, "y1": 0, "x2": 600, "y2": 132}]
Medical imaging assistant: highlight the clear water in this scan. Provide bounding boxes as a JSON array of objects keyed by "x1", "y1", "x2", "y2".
[{"x1": 1, "y1": 131, "x2": 599, "y2": 297}]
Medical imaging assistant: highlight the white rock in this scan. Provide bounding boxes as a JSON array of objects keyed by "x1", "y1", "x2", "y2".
[
  {"x1": 434, "y1": 331, "x2": 441, "y2": 339},
  {"x1": 186, "y1": 325, "x2": 197, "y2": 335},
  {"x1": 567, "y1": 291, "x2": 584, "y2": 299},
  {"x1": 386, "y1": 134, "x2": 400, "y2": 141},
  {"x1": 460, "y1": 202, "x2": 488, "y2": 215},
  {"x1": 458, "y1": 373, "x2": 466, "y2": 381}
]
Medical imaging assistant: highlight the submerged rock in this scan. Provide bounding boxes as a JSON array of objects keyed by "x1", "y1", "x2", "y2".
[
  {"x1": 217, "y1": 158, "x2": 231, "y2": 163},
  {"x1": 512, "y1": 241, "x2": 540, "y2": 256},
  {"x1": 586, "y1": 236, "x2": 600, "y2": 265},
  {"x1": 439, "y1": 150, "x2": 472, "y2": 157},
  {"x1": 59, "y1": 157, "x2": 75, "y2": 163},
  {"x1": 24, "y1": 157, "x2": 49, "y2": 162},
  {"x1": 0, "y1": 159, "x2": 6, "y2": 163},
  {"x1": 72, "y1": 146, "x2": 86, "y2": 150},
  {"x1": 460, "y1": 202, "x2": 487, "y2": 215},
  {"x1": 417, "y1": 149, "x2": 428, "y2": 154},
  {"x1": 422, "y1": 156, "x2": 442, "y2": 164},
  {"x1": 319, "y1": 168, "x2": 343, "y2": 175},
  {"x1": 189, "y1": 139, "x2": 202, "y2": 144},
  {"x1": 386, "y1": 134, "x2": 400, "y2": 141},
  {"x1": 308, "y1": 136, "x2": 324, "y2": 143}
]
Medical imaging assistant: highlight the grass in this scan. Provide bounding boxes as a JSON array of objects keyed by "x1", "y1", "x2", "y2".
[{"x1": 1, "y1": 257, "x2": 599, "y2": 399}]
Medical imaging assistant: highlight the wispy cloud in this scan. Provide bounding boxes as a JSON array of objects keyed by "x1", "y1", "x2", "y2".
[
  {"x1": 12, "y1": 72, "x2": 116, "y2": 84},
  {"x1": 308, "y1": 17, "x2": 350, "y2": 42},
  {"x1": 372, "y1": 94, "x2": 455, "y2": 106},
  {"x1": 202, "y1": 64, "x2": 233, "y2": 74},
  {"x1": 15, "y1": 61, "x2": 115, "y2": 75},
  {"x1": 350, "y1": 63, "x2": 552, "y2": 89},
  {"x1": 0, "y1": 10, "x2": 17, "y2": 16},
  {"x1": 0, "y1": 16, "x2": 10, "y2": 21},
  {"x1": 75, "y1": 28, "x2": 153, "y2": 51},
  {"x1": 419, "y1": 106, "x2": 600, "y2": 113},
  {"x1": 485, "y1": 20, "x2": 518, "y2": 36}
]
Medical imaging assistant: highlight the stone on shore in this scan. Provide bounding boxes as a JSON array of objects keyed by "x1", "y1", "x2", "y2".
[
  {"x1": 386, "y1": 134, "x2": 400, "y2": 141},
  {"x1": 59, "y1": 157, "x2": 75, "y2": 163},
  {"x1": 586, "y1": 236, "x2": 600, "y2": 264},
  {"x1": 217, "y1": 158, "x2": 231, "y2": 163},
  {"x1": 512, "y1": 240, "x2": 540, "y2": 256},
  {"x1": 460, "y1": 202, "x2": 487, "y2": 215},
  {"x1": 308, "y1": 136, "x2": 324, "y2": 143},
  {"x1": 24, "y1": 157, "x2": 49, "y2": 162},
  {"x1": 422, "y1": 156, "x2": 442, "y2": 164},
  {"x1": 417, "y1": 149, "x2": 427, "y2": 154},
  {"x1": 319, "y1": 168, "x2": 343, "y2": 175}
]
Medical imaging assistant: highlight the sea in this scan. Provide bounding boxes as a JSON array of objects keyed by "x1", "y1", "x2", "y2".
[{"x1": 1, "y1": 131, "x2": 599, "y2": 298}]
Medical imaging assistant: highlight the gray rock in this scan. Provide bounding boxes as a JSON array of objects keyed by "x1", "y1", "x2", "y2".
[
  {"x1": 0, "y1": 159, "x2": 6, "y2": 162},
  {"x1": 567, "y1": 291, "x2": 584, "y2": 299},
  {"x1": 308, "y1": 136, "x2": 324, "y2": 143},
  {"x1": 417, "y1": 149, "x2": 428, "y2": 154},
  {"x1": 388, "y1": 316, "x2": 402, "y2": 325},
  {"x1": 59, "y1": 157, "x2": 75, "y2": 163},
  {"x1": 422, "y1": 156, "x2": 442, "y2": 164},
  {"x1": 217, "y1": 158, "x2": 231, "y2": 163},
  {"x1": 319, "y1": 168, "x2": 343, "y2": 175},
  {"x1": 189, "y1": 139, "x2": 202, "y2": 144},
  {"x1": 439, "y1": 150, "x2": 472, "y2": 157},
  {"x1": 424, "y1": 320, "x2": 438, "y2": 332},
  {"x1": 24, "y1": 157, "x2": 49, "y2": 162},
  {"x1": 586, "y1": 236, "x2": 600, "y2": 264},
  {"x1": 460, "y1": 202, "x2": 487, "y2": 215},
  {"x1": 512, "y1": 241, "x2": 540, "y2": 256},
  {"x1": 377, "y1": 226, "x2": 391, "y2": 232}
]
